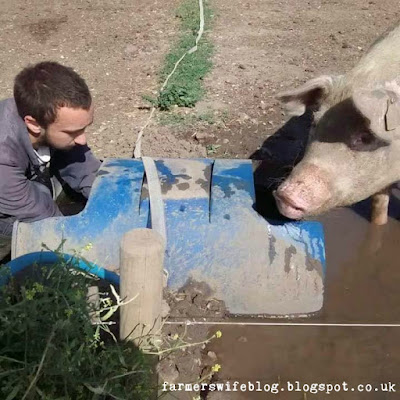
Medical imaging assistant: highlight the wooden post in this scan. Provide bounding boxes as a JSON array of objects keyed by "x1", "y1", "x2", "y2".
[{"x1": 119, "y1": 228, "x2": 165, "y2": 347}]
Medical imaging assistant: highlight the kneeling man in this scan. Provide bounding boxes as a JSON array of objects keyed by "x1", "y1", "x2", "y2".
[{"x1": 0, "y1": 61, "x2": 101, "y2": 259}]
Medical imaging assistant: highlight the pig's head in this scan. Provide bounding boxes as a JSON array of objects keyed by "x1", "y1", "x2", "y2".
[{"x1": 274, "y1": 77, "x2": 400, "y2": 219}]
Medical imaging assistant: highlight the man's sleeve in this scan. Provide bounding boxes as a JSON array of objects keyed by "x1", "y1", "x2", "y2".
[
  {"x1": 0, "y1": 163, "x2": 62, "y2": 222},
  {"x1": 51, "y1": 145, "x2": 101, "y2": 199}
]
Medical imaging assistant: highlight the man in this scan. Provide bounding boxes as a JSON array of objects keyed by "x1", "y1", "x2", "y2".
[{"x1": 0, "y1": 61, "x2": 101, "y2": 260}]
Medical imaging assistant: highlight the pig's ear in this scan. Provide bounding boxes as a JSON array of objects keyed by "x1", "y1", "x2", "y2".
[
  {"x1": 352, "y1": 88, "x2": 400, "y2": 142},
  {"x1": 277, "y1": 75, "x2": 338, "y2": 116},
  {"x1": 385, "y1": 94, "x2": 400, "y2": 132}
]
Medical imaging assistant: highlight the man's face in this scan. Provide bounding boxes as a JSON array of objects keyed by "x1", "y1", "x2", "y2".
[{"x1": 42, "y1": 106, "x2": 94, "y2": 150}]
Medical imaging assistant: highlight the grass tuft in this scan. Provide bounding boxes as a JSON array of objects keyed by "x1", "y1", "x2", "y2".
[{"x1": 146, "y1": 0, "x2": 214, "y2": 110}]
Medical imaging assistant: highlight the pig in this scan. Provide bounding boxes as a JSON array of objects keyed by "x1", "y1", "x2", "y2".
[{"x1": 273, "y1": 23, "x2": 400, "y2": 225}]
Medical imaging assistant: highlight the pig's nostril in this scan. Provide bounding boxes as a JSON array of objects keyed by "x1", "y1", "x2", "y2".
[{"x1": 274, "y1": 191, "x2": 305, "y2": 212}]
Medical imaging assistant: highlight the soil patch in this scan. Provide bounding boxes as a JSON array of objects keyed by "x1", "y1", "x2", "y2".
[{"x1": 158, "y1": 281, "x2": 226, "y2": 399}]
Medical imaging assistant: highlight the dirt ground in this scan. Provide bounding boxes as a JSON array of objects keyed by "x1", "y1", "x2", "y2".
[
  {"x1": 2, "y1": 0, "x2": 400, "y2": 398},
  {"x1": 197, "y1": 0, "x2": 400, "y2": 158},
  {"x1": 1, "y1": 0, "x2": 399, "y2": 161}
]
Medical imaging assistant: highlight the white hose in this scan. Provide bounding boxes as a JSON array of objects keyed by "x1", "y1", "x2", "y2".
[{"x1": 133, "y1": 0, "x2": 205, "y2": 159}]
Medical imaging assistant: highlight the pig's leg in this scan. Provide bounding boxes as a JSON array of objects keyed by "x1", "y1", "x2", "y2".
[{"x1": 371, "y1": 188, "x2": 390, "y2": 225}]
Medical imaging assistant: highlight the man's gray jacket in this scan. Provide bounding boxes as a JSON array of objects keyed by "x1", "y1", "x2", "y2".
[{"x1": 0, "y1": 98, "x2": 101, "y2": 236}]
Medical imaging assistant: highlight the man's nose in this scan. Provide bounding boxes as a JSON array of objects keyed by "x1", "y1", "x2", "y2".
[{"x1": 74, "y1": 133, "x2": 87, "y2": 146}]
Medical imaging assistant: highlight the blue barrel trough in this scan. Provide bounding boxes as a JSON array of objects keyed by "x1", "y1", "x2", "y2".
[{"x1": 12, "y1": 158, "x2": 326, "y2": 316}]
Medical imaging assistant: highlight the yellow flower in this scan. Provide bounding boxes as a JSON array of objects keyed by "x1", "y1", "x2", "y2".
[
  {"x1": 215, "y1": 330, "x2": 222, "y2": 339},
  {"x1": 211, "y1": 364, "x2": 221, "y2": 372},
  {"x1": 65, "y1": 309, "x2": 73, "y2": 318},
  {"x1": 83, "y1": 242, "x2": 93, "y2": 251}
]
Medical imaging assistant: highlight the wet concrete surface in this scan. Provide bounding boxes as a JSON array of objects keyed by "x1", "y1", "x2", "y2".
[{"x1": 203, "y1": 167, "x2": 400, "y2": 399}]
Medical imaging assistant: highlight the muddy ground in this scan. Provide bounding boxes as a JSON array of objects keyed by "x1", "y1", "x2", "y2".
[{"x1": 2, "y1": 0, "x2": 400, "y2": 399}]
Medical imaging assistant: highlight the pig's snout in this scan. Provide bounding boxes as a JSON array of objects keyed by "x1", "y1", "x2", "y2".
[{"x1": 274, "y1": 163, "x2": 332, "y2": 219}]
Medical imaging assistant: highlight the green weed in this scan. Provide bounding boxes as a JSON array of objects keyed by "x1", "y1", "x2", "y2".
[
  {"x1": 0, "y1": 259, "x2": 153, "y2": 400},
  {"x1": 206, "y1": 144, "x2": 221, "y2": 155},
  {"x1": 146, "y1": 0, "x2": 214, "y2": 110}
]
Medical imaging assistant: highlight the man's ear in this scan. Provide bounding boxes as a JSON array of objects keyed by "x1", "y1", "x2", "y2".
[
  {"x1": 23, "y1": 115, "x2": 42, "y2": 136},
  {"x1": 277, "y1": 75, "x2": 339, "y2": 117}
]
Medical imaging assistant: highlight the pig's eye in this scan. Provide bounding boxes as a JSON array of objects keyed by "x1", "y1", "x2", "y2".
[{"x1": 348, "y1": 131, "x2": 383, "y2": 151}]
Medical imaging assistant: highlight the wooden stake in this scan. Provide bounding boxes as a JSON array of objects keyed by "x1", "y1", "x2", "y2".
[{"x1": 120, "y1": 228, "x2": 165, "y2": 346}]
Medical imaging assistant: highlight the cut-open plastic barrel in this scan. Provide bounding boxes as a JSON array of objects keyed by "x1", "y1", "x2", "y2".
[{"x1": 12, "y1": 158, "x2": 326, "y2": 316}]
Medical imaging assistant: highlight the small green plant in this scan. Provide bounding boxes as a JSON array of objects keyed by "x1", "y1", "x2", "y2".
[
  {"x1": 206, "y1": 144, "x2": 221, "y2": 155},
  {"x1": 159, "y1": 85, "x2": 200, "y2": 111},
  {"x1": 0, "y1": 258, "x2": 153, "y2": 399}
]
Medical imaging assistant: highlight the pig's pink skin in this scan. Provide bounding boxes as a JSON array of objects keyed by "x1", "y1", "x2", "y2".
[
  {"x1": 273, "y1": 192, "x2": 306, "y2": 219},
  {"x1": 275, "y1": 23, "x2": 400, "y2": 220},
  {"x1": 274, "y1": 163, "x2": 333, "y2": 219}
]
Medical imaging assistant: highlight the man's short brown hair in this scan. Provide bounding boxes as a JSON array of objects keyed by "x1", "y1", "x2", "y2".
[{"x1": 14, "y1": 61, "x2": 92, "y2": 128}]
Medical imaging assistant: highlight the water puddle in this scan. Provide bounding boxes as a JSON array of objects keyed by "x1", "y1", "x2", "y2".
[{"x1": 204, "y1": 167, "x2": 400, "y2": 399}]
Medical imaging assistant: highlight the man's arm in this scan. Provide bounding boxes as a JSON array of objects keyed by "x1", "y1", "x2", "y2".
[
  {"x1": 51, "y1": 145, "x2": 101, "y2": 199},
  {"x1": 0, "y1": 163, "x2": 62, "y2": 222}
]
